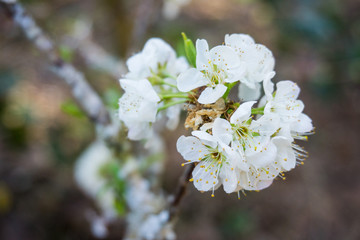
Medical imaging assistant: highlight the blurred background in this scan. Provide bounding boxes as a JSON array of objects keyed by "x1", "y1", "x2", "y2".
[{"x1": 0, "y1": 0, "x2": 360, "y2": 239}]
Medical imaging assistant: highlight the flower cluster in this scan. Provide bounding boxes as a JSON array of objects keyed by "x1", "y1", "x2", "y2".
[
  {"x1": 118, "y1": 33, "x2": 314, "y2": 197},
  {"x1": 118, "y1": 38, "x2": 189, "y2": 140},
  {"x1": 176, "y1": 34, "x2": 313, "y2": 196}
]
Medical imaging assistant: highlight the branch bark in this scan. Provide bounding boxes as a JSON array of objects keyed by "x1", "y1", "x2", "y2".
[
  {"x1": 129, "y1": 0, "x2": 163, "y2": 52},
  {"x1": 0, "y1": 0, "x2": 111, "y2": 127},
  {"x1": 66, "y1": 19, "x2": 127, "y2": 79},
  {"x1": 169, "y1": 163, "x2": 195, "y2": 220}
]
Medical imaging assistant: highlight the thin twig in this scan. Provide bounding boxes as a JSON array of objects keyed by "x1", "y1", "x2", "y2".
[
  {"x1": 129, "y1": 0, "x2": 163, "y2": 52},
  {"x1": 169, "y1": 163, "x2": 195, "y2": 220},
  {"x1": 0, "y1": 0, "x2": 111, "y2": 127},
  {"x1": 66, "y1": 19, "x2": 127, "y2": 78}
]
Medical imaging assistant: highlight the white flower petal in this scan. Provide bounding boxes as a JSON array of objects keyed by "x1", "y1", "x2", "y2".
[
  {"x1": 263, "y1": 71, "x2": 275, "y2": 100},
  {"x1": 209, "y1": 45, "x2": 244, "y2": 83},
  {"x1": 246, "y1": 140, "x2": 277, "y2": 168},
  {"x1": 199, "y1": 122, "x2": 214, "y2": 132},
  {"x1": 170, "y1": 56, "x2": 189, "y2": 75},
  {"x1": 125, "y1": 121, "x2": 152, "y2": 140},
  {"x1": 191, "y1": 130, "x2": 217, "y2": 148},
  {"x1": 119, "y1": 79, "x2": 160, "y2": 102},
  {"x1": 192, "y1": 161, "x2": 219, "y2": 192},
  {"x1": 230, "y1": 101, "x2": 257, "y2": 124},
  {"x1": 212, "y1": 118, "x2": 233, "y2": 145},
  {"x1": 225, "y1": 33, "x2": 255, "y2": 49},
  {"x1": 220, "y1": 163, "x2": 239, "y2": 193},
  {"x1": 198, "y1": 85, "x2": 227, "y2": 104},
  {"x1": 118, "y1": 92, "x2": 158, "y2": 122},
  {"x1": 258, "y1": 95, "x2": 267, "y2": 109},
  {"x1": 272, "y1": 136, "x2": 296, "y2": 171},
  {"x1": 223, "y1": 142, "x2": 248, "y2": 171},
  {"x1": 275, "y1": 80, "x2": 300, "y2": 101},
  {"x1": 277, "y1": 100, "x2": 305, "y2": 122},
  {"x1": 244, "y1": 135, "x2": 270, "y2": 155},
  {"x1": 251, "y1": 112, "x2": 280, "y2": 136},
  {"x1": 290, "y1": 113, "x2": 313, "y2": 133},
  {"x1": 240, "y1": 167, "x2": 275, "y2": 191},
  {"x1": 126, "y1": 53, "x2": 150, "y2": 79},
  {"x1": 243, "y1": 44, "x2": 275, "y2": 83},
  {"x1": 277, "y1": 124, "x2": 293, "y2": 142},
  {"x1": 238, "y1": 171, "x2": 258, "y2": 191},
  {"x1": 196, "y1": 39, "x2": 210, "y2": 70},
  {"x1": 238, "y1": 82, "x2": 261, "y2": 101},
  {"x1": 126, "y1": 38, "x2": 178, "y2": 79},
  {"x1": 177, "y1": 68, "x2": 208, "y2": 92},
  {"x1": 255, "y1": 180, "x2": 273, "y2": 190},
  {"x1": 176, "y1": 136, "x2": 209, "y2": 162},
  {"x1": 142, "y1": 38, "x2": 176, "y2": 68}
]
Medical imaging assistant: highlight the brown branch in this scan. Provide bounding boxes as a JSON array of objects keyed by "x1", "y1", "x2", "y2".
[
  {"x1": 169, "y1": 163, "x2": 195, "y2": 220},
  {"x1": 0, "y1": 0, "x2": 111, "y2": 127}
]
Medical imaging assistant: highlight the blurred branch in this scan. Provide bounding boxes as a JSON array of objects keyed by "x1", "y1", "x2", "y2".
[
  {"x1": 169, "y1": 163, "x2": 195, "y2": 220},
  {"x1": 129, "y1": 0, "x2": 163, "y2": 52},
  {"x1": 0, "y1": 0, "x2": 111, "y2": 127},
  {"x1": 65, "y1": 19, "x2": 127, "y2": 79}
]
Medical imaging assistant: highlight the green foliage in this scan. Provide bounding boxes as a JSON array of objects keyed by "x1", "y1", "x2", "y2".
[
  {"x1": 59, "y1": 45, "x2": 74, "y2": 63},
  {"x1": 100, "y1": 162, "x2": 127, "y2": 216},
  {"x1": 181, "y1": 32, "x2": 196, "y2": 67},
  {"x1": 61, "y1": 100, "x2": 85, "y2": 118},
  {"x1": 104, "y1": 88, "x2": 122, "y2": 109}
]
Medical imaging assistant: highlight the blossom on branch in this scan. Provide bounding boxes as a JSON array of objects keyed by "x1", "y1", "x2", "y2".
[
  {"x1": 177, "y1": 39, "x2": 244, "y2": 104},
  {"x1": 118, "y1": 38, "x2": 190, "y2": 139},
  {"x1": 117, "y1": 32, "x2": 314, "y2": 198},
  {"x1": 225, "y1": 33, "x2": 275, "y2": 101},
  {"x1": 118, "y1": 79, "x2": 160, "y2": 140}
]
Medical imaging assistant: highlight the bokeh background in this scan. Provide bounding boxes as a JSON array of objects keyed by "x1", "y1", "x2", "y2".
[{"x1": 1, "y1": 0, "x2": 360, "y2": 239}]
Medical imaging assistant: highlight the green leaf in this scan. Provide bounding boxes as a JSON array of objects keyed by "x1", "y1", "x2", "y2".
[
  {"x1": 252, "y1": 132, "x2": 260, "y2": 137},
  {"x1": 181, "y1": 32, "x2": 196, "y2": 67},
  {"x1": 61, "y1": 100, "x2": 85, "y2": 118},
  {"x1": 104, "y1": 88, "x2": 122, "y2": 109},
  {"x1": 114, "y1": 199, "x2": 126, "y2": 216},
  {"x1": 59, "y1": 45, "x2": 74, "y2": 63}
]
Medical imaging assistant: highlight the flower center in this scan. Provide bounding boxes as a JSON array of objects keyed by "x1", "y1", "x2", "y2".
[
  {"x1": 200, "y1": 147, "x2": 226, "y2": 171},
  {"x1": 232, "y1": 122, "x2": 257, "y2": 151},
  {"x1": 202, "y1": 64, "x2": 227, "y2": 87}
]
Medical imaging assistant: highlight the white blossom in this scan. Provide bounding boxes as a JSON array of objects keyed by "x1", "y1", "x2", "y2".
[
  {"x1": 177, "y1": 130, "x2": 245, "y2": 195},
  {"x1": 139, "y1": 211, "x2": 175, "y2": 240},
  {"x1": 225, "y1": 33, "x2": 275, "y2": 101},
  {"x1": 74, "y1": 141, "x2": 117, "y2": 237},
  {"x1": 124, "y1": 173, "x2": 174, "y2": 240},
  {"x1": 126, "y1": 38, "x2": 188, "y2": 80},
  {"x1": 124, "y1": 38, "x2": 189, "y2": 131},
  {"x1": 263, "y1": 78, "x2": 313, "y2": 140},
  {"x1": 86, "y1": 213, "x2": 109, "y2": 239},
  {"x1": 212, "y1": 101, "x2": 281, "y2": 190},
  {"x1": 177, "y1": 39, "x2": 244, "y2": 104},
  {"x1": 118, "y1": 79, "x2": 160, "y2": 140}
]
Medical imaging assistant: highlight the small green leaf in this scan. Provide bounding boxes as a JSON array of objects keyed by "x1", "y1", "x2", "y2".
[
  {"x1": 61, "y1": 100, "x2": 85, "y2": 118},
  {"x1": 181, "y1": 32, "x2": 196, "y2": 67},
  {"x1": 114, "y1": 199, "x2": 126, "y2": 216},
  {"x1": 59, "y1": 45, "x2": 74, "y2": 62},
  {"x1": 252, "y1": 132, "x2": 260, "y2": 137},
  {"x1": 104, "y1": 88, "x2": 122, "y2": 109}
]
